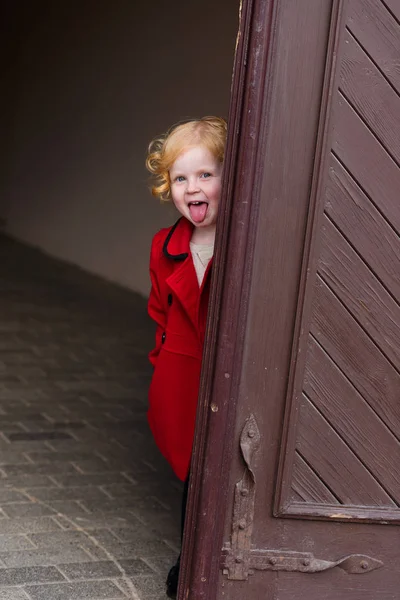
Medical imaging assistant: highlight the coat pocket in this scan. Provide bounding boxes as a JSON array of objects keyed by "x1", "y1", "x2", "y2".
[{"x1": 162, "y1": 329, "x2": 203, "y2": 360}]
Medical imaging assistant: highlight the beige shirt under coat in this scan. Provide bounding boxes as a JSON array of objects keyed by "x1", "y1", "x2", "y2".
[{"x1": 190, "y1": 242, "x2": 214, "y2": 287}]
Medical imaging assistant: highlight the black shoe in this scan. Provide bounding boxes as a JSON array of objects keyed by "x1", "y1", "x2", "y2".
[{"x1": 166, "y1": 557, "x2": 180, "y2": 599}]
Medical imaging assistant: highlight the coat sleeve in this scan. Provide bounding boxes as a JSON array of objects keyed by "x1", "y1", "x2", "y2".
[{"x1": 147, "y1": 234, "x2": 167, "y2": 368}]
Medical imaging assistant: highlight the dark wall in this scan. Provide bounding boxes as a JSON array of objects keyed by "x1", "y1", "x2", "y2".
[{"x1": 1, "y1": 0, "x2": 239, "y2": 294}]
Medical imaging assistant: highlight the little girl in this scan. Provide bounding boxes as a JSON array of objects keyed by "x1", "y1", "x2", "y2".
[{"x1": 146, "y1": 116, "x2": 227, "y2": 597}]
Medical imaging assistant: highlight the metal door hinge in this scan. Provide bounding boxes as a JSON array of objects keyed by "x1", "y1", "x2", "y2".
[
  {"x1": 221, "y1": 548, "x2": 383, "y2": 578},
  {"x1": 221, "y1": 415, "x2": 384, "y2": 581}
]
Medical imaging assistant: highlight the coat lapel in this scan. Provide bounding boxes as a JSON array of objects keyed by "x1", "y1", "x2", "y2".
[
  {"x1": 166, "y1": 259, "x2": 200, "y2": 331},
  {"x1": 162, "y1": 217, "x2": 192, "y2": 262},
  {"x1": 163, "y1": 218, "x2": 201, "y2": 333}
]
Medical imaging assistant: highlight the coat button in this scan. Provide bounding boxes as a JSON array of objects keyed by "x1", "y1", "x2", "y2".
[
  {"x1": 167, "y1": 293, "x2": 173, "y2": 306},
  {"x1": 161, "y1": 332, "x2": 166, "y2": 344}
]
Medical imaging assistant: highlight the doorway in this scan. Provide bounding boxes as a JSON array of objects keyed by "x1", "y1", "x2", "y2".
[{"x1": 0, "y1": 1, "x2": 240, "y2": 598}]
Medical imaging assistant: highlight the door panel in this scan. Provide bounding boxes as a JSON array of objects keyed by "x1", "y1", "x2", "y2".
[
  {"x1": 333, "y1": 95, "x2": 400, "y2": 231},
  {"x1": 325, "y1": 157, "x2": 400, "y2": 302},
  {"x1": 294, "y1": 396, "x2": 396, "y2": 506},
  {"x1": 348, "y1": 0, "x2": 400, "y2": 91},
  {"x1": 277, "y1": 0, "x2": 400, "y2": 524},
  {"x1": 319, "y1": 204, "x2": 400, "y2": 368},
  {"x1": 181, "y1": 0, "x2": 400, "y2": 598}
]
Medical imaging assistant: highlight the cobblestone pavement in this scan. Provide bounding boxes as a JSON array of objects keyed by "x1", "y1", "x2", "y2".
[{"x1": 0, "y1": 235, "x2": 181, "y2": 599}]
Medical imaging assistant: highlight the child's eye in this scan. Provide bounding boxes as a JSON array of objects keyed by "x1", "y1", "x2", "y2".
[
  {"x1": 175, "y1": 176, "x2": 185, "y2": 182},
  {"x1": 201, "y1": 172, "x2": 212, "y2": 179}
]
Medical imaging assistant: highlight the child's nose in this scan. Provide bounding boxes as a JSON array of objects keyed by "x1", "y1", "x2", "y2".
[{"x1": 187, "y1": 178, "x2": 200, "y2": 193}]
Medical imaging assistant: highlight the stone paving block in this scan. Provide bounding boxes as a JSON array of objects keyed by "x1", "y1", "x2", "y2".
[
  {"x1": 0, "y1": 565, "x2": 66, "y2": 585},
  {"x1": 95, "y1": 484, "x2": 139, "y2": 500},
  {"x1": 24, "y1": 580, "x2": 127, "y2": 599},
  {"x1": 0, "y1": 589, "x2": 30, "y2": 600},
  {"x1": 23, "y1": 486, "x2": 109, "y2": 502},
  {"x1": 44, "y1": 501, "x2": 91, "y2": 518},
  {"x1": 62, "y1": 430, "x2": 126, "y2": 445},
  {"x1": 59, "y1": 458, "x2": 117, "y2": 474},
  {"x1": 53, "y1": 512, "x2": 140, "y2": 531},
  {"x1": 52, "y1": 422, "x2": 86, "y2": 430},
  {"x1": 0, "y1": 534, "x2": 36, "y2": 551},
  {"x1": 57, "y1": 560, "x2": 121, "y2": 580},
  {"x1": 0, "y1": 490, "x2": 30, "y2": 503},
  {"x1": 0, "y1": 389, "x2": 46, "y2": 402},
  {"x1": 28, "y1": 530, "x2": 104, "y2": 550},
  {"x1": 128, "y1": 576, "x2": 166, "y2": 599},
  {"x1": 0, "y1": 404, "x2": 28, "y2": 417},
  {"x1": 0, "y1": 441, "x2": 55, "y2": 453},
  {"x1": 123, "y1": 466, "x2": 168, "y2": 482},
  {"x1": 117, "y1": 559, "x2": 155, "y2": 576},
  {"x1": 0, "y1": 547, "x2": 93, "y2": 568},
  {"x1": 0, "y1": 453, "x2": 32, "y2": 466},
  {"x1": 0, "y1": 425, "x2": 26, "y2": 435},
  {"x1": 6, "y1": 432, "x2": 73, "y2": 442},
  {"x1": 100, "y1": 483, "x2": 174, "y2": 505},
  {"x1": 26, "y1": 452, "x2": 93, "y2": 463},
  {"x1": 1, "y1": 475, "x2": 57, "y2": 488},
  {"x1": 10, "y1": 422, "x2": 70, "y2": 434},
  {"x1": 143, "y1": 555, "x2": 174, "y2": 576},
  {"x1": 41, "y1": 410, "x2": 78, "y2": 421},
  {"x1": 24, "y1": 407, "x2": 69, "y2": 419},
  {"x1": 2, "y1": 504, "x2": 56, "y2": 519},
  {"x1": 51, "y1": 473, "x2": 131, "y2": 488},
  {"x1": 53, "y1": 410, "x2": 110, "y2": 423},
  {"x1": 108, "y1": 525, "x2": 159, "y2": 544},
  {"x1": 0, "y1": 517, "x2": 63, "y2": 534},
  {"x1": 137, "y1": 516, "x2": 181, "y2": 547},
  {"x1": 80, "y1": 530, "x2": 177, "y2": 561},
  {"x1": 78, "y1": 495, "x2": 167, "y2": 515},
  {"x1": 122, "y1": 465, "x2": 159, "y2": 481},
  {"x1": 45, "y1": 441, "x2": 121, "y2": 455},
  {"x1": 2, "y1": 464, "x2": 79, "y2": 476}
]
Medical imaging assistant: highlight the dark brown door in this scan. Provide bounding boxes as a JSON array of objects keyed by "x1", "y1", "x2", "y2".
[{"x1": 180, "y1": 0, "x2": 400, "y2": 599}]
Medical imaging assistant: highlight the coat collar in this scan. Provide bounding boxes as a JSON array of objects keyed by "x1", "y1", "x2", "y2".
[
  {"x1": 163, "y1": 217, "x2": 212, "y2": 335},
  {"x1": 163, "y1": 217, "x2": 193, "y2": 262}
]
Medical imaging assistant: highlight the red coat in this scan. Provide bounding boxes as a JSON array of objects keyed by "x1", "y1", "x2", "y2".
[{"x1": 147, "y1": 217, "x2": 212, "y2": 480}]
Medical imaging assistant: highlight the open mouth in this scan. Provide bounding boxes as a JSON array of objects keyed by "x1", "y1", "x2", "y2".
[{"x1": 188, "y1": 201, "x2": 209, "y2": 224}]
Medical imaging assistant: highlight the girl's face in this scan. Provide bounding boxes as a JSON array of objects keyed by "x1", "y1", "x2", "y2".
[{"x1": 169, "y1": 145, "x2": 222, "y2": 231}]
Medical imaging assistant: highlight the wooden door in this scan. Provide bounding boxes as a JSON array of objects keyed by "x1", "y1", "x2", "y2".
[{"x1": 180, "y1": 0, "x2": 400, "y2": 599}]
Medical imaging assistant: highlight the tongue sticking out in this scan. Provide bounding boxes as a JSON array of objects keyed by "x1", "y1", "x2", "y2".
[{"x1": 189, "y1": 202, "x2": 208, "y2": 224}]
